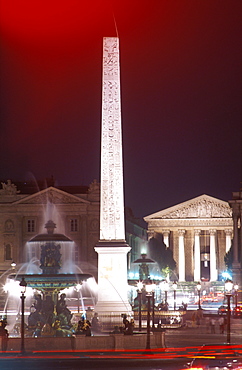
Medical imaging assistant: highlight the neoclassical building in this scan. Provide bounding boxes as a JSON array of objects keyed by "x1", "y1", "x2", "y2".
[
  {"x1": 0, "y1": 179, "x2": 146, "y2": 282},
  {"x1": 0, "y1": 179, "x2": 100, "y2": 279},
  {"x1": 144, "y1": 194, "x2": 233, "y2": 282}
]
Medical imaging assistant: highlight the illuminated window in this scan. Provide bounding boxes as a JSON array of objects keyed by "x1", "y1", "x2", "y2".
[
  {"x1": 70, "y1": 218, "x2": 78, "y2": 232},
  {"x1": 27, "y1": 219, "x2": 36, "y2": 233}
]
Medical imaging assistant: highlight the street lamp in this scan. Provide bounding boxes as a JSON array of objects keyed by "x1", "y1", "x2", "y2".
[
  {"x1": 19, "y1": 277, "x2": 27, "y2": 355},
  {"x1": 163, "y1": 280, "x2": 169, "y2": 306},
  {"x1": 172, "y1": 282, "x2": 177, "y2": 310},
  {"x1": 196, "y1": 282, "x2": 202, "y2": 310},
  {"x1": 145, "y1": 281, "x2": 153, "y2": 351},
  {"x1": 137, "y1": 281, "x2": 143, "y2": 331},
  {"x1": 151, "y1": 282, "x2": 156, "y2": 329},
  {"x1": 225, "y1": 279, "x2": 233, "y2": 344}
]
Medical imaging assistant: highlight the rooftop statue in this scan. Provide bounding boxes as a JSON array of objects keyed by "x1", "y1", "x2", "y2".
[{"x1": 0, "y1": 180, "x2": 20, "y2": 195}]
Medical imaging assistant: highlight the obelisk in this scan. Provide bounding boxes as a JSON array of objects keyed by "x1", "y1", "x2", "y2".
[{"x1": 94, "y1": 37, "x2": 132, "y2": 316}]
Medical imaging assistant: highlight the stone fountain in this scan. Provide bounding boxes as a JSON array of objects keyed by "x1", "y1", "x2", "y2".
[{"x1": 9, "y1": 220, "x2": 93, "y2": 336}]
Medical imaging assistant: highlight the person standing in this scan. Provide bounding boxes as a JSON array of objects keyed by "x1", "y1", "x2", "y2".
[
  {"x1": 210, "y1": 317, "x2": 216, "y2": 333},
  {"x1": 218, "y1": 316, "x2": 225, "y2": 334},
  {"x1": 205, "y1": 316, "x2": 210, "y2": 333},
  {"x1": 0, "y1": 319, "x2": 9, "y2": 352},
  {"x1": 191, "y1": 311, "x2": 196, "y2": 327},
  {"x1": 91, "y1": 312, "x2": 101, "y2": 332},
  {"x1": 196, "y1": 309, "x2": 202, "y2": 328}
]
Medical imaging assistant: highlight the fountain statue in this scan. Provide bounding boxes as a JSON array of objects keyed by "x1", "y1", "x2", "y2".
[{"x1": 9, "y1": 220, "x2": 93, "y2": 337}]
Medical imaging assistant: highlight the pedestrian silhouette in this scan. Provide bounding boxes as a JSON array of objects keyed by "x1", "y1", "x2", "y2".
[{"x1": 210, "y1": 317, "x2": 216, "y2": 333}]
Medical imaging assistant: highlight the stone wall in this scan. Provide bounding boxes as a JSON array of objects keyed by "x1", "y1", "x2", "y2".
[{"x1": 5, "y1": 332, "x2": 165, "y2": 352}]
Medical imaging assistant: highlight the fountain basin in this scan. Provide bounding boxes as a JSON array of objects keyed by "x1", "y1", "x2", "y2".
[{"x1": 10, "y1": 273, "x2": 92, "y2": 291}]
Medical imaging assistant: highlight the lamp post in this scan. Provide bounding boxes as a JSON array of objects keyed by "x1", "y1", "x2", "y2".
[
  {"x1": 137, "y1": 281, "x2": 143, "y2": 331},
  {"x1": 172, "y1": 282, "x2": 177, "y2": 310},
  {"x1": 196, "y1": 282, "x2": 202, "y2": 310},
  {"x1": 163, "y1": 280, "x2": 169, "y2": 307},
  {"x1": 145, "y1": 281, "x2": 153, "y2": 350},
  {"x1": 75, "y1": 283, "x2": 82, "y2": 314},
  {"x1": 225, "y1": 279, "x2": 233, "y2": 344},
  {"x1": 19, "y1": 277, "x2": 27, "y2": 355},
  {"x1": 151, "y1": 282, "x2": 156, "y2": 329}
]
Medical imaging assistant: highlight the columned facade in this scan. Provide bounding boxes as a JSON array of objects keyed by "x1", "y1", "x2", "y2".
[
  {"x1": 209, "y1": 229, "x2": 218, "y2": 281},
  {"x1": 178, "y1": 229, "x2": 185, "y2": 281},
  {"x1": 144, "y1": 194, "x2": 233, "y2": 282},
  {"x1": 163, "y1": 230, "x2": 170, "y2": 248},
  {"x1": 225, "y1": 229, "x2": 233, "y2": 253},
  {"x1": 194, "y1": 229, "x2": 201, "y2": 282}
]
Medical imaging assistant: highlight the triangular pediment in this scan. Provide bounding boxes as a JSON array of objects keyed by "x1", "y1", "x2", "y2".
[
  {"x1": 144, "y1": 194, "x2": 232, "y2": 220},
  {"x1": 13, "y1": 187, "x2": 90, "y2": 205}
]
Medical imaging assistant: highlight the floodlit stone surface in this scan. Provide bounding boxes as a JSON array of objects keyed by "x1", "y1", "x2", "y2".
[
  {"x1": 6, "y1": 332, "x2": 165, "y2": 351},
  {"x1": 95, "y1": 38, "x2": 131, "y2": 317}
]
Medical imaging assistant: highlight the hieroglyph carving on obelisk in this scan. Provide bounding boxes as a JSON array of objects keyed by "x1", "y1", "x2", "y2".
[
  {"x1": 95, "y1": 37, "x2": 132, "y2": 316},
  {"x1": 100, "y1": 37, "x2": 125, "y2": 242}
]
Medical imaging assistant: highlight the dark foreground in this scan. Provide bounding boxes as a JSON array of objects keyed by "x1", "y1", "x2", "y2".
[
  {"x1": 1, "y1": 345, "x2": 242, "y2": 370},
  {"x1": 1, "y1": 317, "x2": 241, "y2": 370},
  {"x1": 0, "y1": 349, "x2": 192, "y2": 370}
]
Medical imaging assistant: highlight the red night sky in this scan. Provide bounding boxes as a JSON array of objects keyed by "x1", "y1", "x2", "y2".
[{"x1": 0, "y1": 0, "x2": 241, "y2": 218}]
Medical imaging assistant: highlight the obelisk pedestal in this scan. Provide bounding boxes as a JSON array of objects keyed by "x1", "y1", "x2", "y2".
[
  {"x1": 95, "y1": 37, "x2": 132, "y2": 322},
  {"x1": 95, "y1": 242, "x2": 132, "y2": 314}
]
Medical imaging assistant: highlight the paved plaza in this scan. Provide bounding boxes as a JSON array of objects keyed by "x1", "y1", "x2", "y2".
[{"x1": 165, "y1": 316, "x2": 242, "y2": 347}]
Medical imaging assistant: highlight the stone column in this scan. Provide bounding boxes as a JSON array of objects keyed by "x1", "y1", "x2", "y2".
[
  {"x1": 224, "y1": 229, "x2": 233, "y2": 253},
  {"x1": 194, "y1": 229, "x2": 201, "y2": 282},
  {"x1": 178, "y1": 230, "x2": 186, "y2": 282},
  {"x1": 209, "y1": 229, "x2": 218, "y2": 281},
  {"x1": 232, "y1": 210, "x2": 240, "y2": 266},
  {"x1": 229, "y1": 194, "x2": 242, "y2": 284},
  {"x1": 147, "y1": 230, "x2": 155, "y2": 240},
  {"x1": 162, "y1": 230, "x2": 170, "y2": 248}
]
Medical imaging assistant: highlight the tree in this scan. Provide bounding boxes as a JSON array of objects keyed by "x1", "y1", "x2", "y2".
[
  {"x1": 224, "y1": 245, "x2": 233, "y2": 271},
  {"x1": 148, "y1": 236, "x2": 176, "y2": 278}
]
